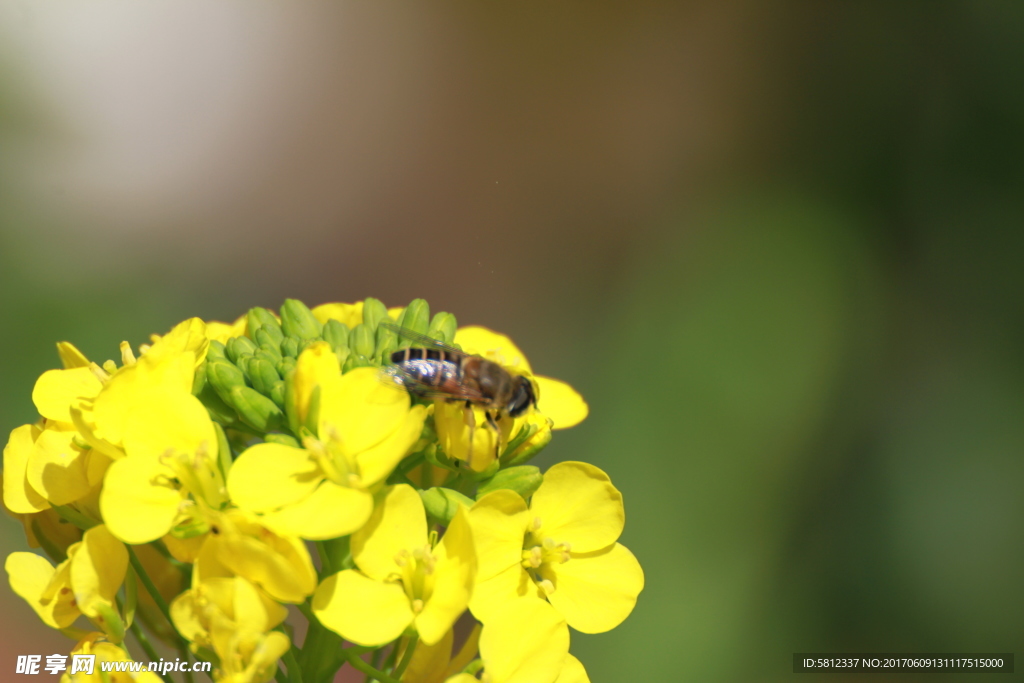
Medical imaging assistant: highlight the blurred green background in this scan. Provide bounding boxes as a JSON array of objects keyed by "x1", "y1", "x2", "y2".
[{"x1": 1, "y1": 3, "x2": 1022, "y2": 681}]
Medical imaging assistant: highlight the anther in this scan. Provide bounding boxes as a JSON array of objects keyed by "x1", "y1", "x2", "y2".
[
  {"x1": 119, "y1": 341, "x2": 137, "y2": 366},
  {"x1": 538, "y1": 579, "x2": 555, "y2": 595},
  {"x1": 531, "y1": 517, "x2": 543, "y2": 531},
  {"x1": 412, "y1": 599, "x2": 424, "y2": 613}
]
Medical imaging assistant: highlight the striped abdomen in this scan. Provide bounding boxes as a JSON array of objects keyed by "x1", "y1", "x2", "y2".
[{"x1": 389, "y1": 347, "x2": 465, "y2": 394}]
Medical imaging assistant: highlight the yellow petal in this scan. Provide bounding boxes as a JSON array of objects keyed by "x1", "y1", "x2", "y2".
[
  {"x1": 162, "y1": 533, "x2": 206, "y2": 564},
  {"x1": 294, "y1": 342, "x2": 340, "y2": 427},
  {"x1": 416, "y1": 508, "x2": 476, "y2": 646},
  {"x1": 319, "y1": 367, "x2": 413, "y2": 455},
  {"x1": 3, "y1": 425, "x2": 48, "y2": 513},
  {"x1": 144, "y1": 317, "x2": 209, "y2": 369},
  {"x1": 100, "y1": 456, "x2": 182, "y2": 544},
  {"x1": 313, "y1": 569, "x2": 413, "y2": 646},
  {"x1": 312, "y1": 301, "x2": 363, "y2": 328},
  {"x1": 434, "y1": 402, "x2": 501, "y2": 473},
  {"x1": 454, "y1": 326, "x2": 532, "y2": 374},
  {"x1": 479, "y1": 598, "x2": 568, "y2": 683},
  {"x1": 554, "y1": 655, "x2": 590, "y2": 683},
  {"x1": 71, "y1": 525, "x2": 128, "y2": 619},
  {"x1": 544, "y1": 542, "x2": 643, "y2": 634},
  {"x1": 26, "y1": 428, "x2": 91, "y2": 506},
  {"x1": 205, "y1": 314, "x2": 248, "y2": 344},
  {"x1": 211, "y1": 515, "x2": 317, "y2": 603},
  {"x1": 468, "y1": 562, "x2": 536, "y2": 625},
  {"x1": 227, "y1": 443, "x2": 322, "y2": 513},
  {"x1": 232, "y1": 575, "x2": 289, "y2": 632},
  {"x1": 533, "y1": 376, "x2": 588, "y2": 429},
  {"x1": 258, "y1": 482, "x2": 374, "y2": 541},
  {"x1": 32, "y1": 367, "x2": 103, "y2": 422},
  {"x1": 5, "y1": 552, "x2": 78, "y2": 628},
  {"x1": 123, "y1": 392, "x2": 217, "y2": 462},
  {"x1": 356, "y1": 404, "x2": 427, "y2": 486},
  {"x1": 352, "y1": 485, "x2": 427, "y2": 581},
  {"x1": 468, "y1": 491, "x2": 529, "y2": 583},
  {"x1": 530, "y1": 462, "x2": 624, "y2": 553}
]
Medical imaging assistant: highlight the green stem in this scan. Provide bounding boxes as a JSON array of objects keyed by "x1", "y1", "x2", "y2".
[
  {"x1": 125, "y1": 545, "x2": 194, "y2": 683},
  {"x1": 315, "y1": 541, "x2": 333, "y2": 577},
  {"x1": 283, "y1": 646, "x2": 304, "y2": 683},
  {"x1": 129, "y1": 621, "x2": 174, "y2": 683},
  {"x1": 392, "y1": 633, "x2": 418, "y2": 680},
  {"x1": 343, "y1": 649, "x2": 401, "y2": 683}
]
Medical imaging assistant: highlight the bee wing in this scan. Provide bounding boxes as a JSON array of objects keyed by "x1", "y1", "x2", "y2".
[
  {"x1": 379, "y1": 364, "x2": 489, "y2": 403},
  {"x1": 379, "y1": 321, "x2": 462, "y2": 353}
]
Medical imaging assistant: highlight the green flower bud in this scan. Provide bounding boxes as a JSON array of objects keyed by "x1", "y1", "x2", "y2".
[
  {"x1": 280, "y1": 299, "x2": 323, "y2": 340},
  {"x1": 276, "y1": 357, "x2": 296, "y2": 378},
  {"x1": 196, "y1": 382, "x2": 239, "y2": 426},
  {"x1": 428, "y1": 312, "x2": 458, "y2": 345},
  {"x1": 254, "y1": 347, "x2": 281, "y2": 365},
  {"x1": 334, "y1": 347, "x2": 351, "y2": 368},
  {"x1": 206, "y1": 361, "x2": 248, "y2": 403},
  {"x1": 322, "y1": 319, "x2": 350, "y2": 352},
  {"x1": 247, "y1": 358, "x2": 282, "y2": 395},
  {"x1": 375, "y1": 324, "x2": 398, "y2": 365},
  {"x1": 350, "y1": 324, "x2": 375, "y2": 358},
  {"x1": 254, "y1": 327, "x2": 283, "y2": 355},
  {"x1": 225, "y1": 336, "x2": 257, "y2": 364},
  {"x1": 419, "y1": 487, "x2": 474, "y2": 525},
  {"x1": 361, "y1": 297, "x2": 388, "y2": 332},
  {"x1": 502, "y1": 422, "x2": 554, "y2": 467},
  {"x1": 477, "y1": 465, "x2": 543, "y2": 500},
  {"x1": 192, "y1": 361, "x2": 208, "y2": 397},
  {"x1": 269, "y1": 380, "x2": 286, "y2": 410},
  {"x1": 92, "y1": 600, "x2": 125, "y2": 645},
  {"x1": 229, "y1": 386, "x2": 285, "y2": 432},
  {"x1": 399, "y1": 298, "x2": 430, "y2": 336},
  {"x1": 206, "y1": 340, "x2": 228, "y2": 363},
  {"x1": 246, "y1": 307, "x2": 280, "y2": 338},
  {"x1": 280, "y1": 337, "x2": 300, "y2": 359}
]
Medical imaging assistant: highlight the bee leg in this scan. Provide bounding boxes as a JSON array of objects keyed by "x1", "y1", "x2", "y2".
[
  {"x1": 485, "y1": 410, "x2": 502, "y2": 459},
  {"x1": 463, "y1": 401, "x2": 476, "y2": 464}
]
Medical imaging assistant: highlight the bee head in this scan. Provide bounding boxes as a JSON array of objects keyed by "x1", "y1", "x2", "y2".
[{"x1": 506, "y1": 375, "x2": 537, "y2": 418}]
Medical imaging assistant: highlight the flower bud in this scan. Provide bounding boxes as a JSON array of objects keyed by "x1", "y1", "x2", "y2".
[
  {"x1": 419, "y1": 487, "x2": 474, "y2": 525},
  {"x1": 206, "y1": 340, "x2": 229, "y2": 363},
  {"x1": 349, "y1": 324, "x2": 375, "y2": 358},
  {"x1": 226, "y1": 336, "x2": 257, "y2": 364},
  {"x1": 322, "y1": 319, "x2": 350, "y2": 352},
  {"x1": 280, "y1": 337, "x2": 300, "y2": 359},
  {"x1": 398, "y1": 298, "x2": 430, "y2": 336},
  {"x1": 280, "y1": 299, "x2": 323, "y2": 340},
  {"x1": 270, "y1": 380, "x2": 286, "y2": 409},
  {"x1": 361, "y1": 297, "x2": 388, "y2": 332},
  {"x1": 247, "y1": 358, "x2": 282, "y2": 396},
  {"x1": 207, "y1": 361, "x2": 248, "y2": 403},
  {"x1": 229, "y1": 386, "x2": 285, "y2": 432},
  {"x1": 428, "y1": 312, "x2": 458, "y2": 345},
  {"x1": 254, "y1": 327, "x2": 283, "y2": 354},
  {"x1": 246, "y1": 307, "x2": 279, "y2": 338},
  {"x1": 476, "y1": 465, "x2": 543, "y2": 500}
]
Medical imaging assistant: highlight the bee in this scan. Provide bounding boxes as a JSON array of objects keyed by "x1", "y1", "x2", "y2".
[{"x1": 380, "y1": 322, "x2": 537, "y2": 457}]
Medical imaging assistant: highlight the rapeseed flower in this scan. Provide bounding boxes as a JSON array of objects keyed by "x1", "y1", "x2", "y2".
[
  {"x1": 312, "y1": 484, "x2": 475, "y2": 646},
  {"x1": 3, "y1": 298, "x2": 636, "y2": 683},
  {"x1": 468, "y1": 461, "x2": 644, "y2": 634}
]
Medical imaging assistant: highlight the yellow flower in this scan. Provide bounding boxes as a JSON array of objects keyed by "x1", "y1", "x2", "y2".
[
  {"x1": 205, "y1": 313, "x2": 248, "y2": 344},
  {"x1": 99, "y1": 390, "x2": 225, "y2": 544},
  {"x1": 61, "y1": 633, "x2": 164, "y2": 682},
  {"x1": 400, "y1": 623, "x2": 480, "y2": 683},
  {"x1": 312, "y1": 301, "x2": 364, "y2": 329},
  {"x1": 431, "y1": 327, "x2": 588, "y2": 472},
  {"x1": 6, "y1": 525, "x2": 127, "y2": 637},
  {"x1": 312, "y1": 484, "x2": 476, "y2": 646},
  {"x1": 169, "y1": 573, "x2": 286, "y2": 659},
  {"x1": 467, "y1": 462, "x2": 643, "y2": 634},
  {"x1": 71, "y1": 318, "x2": 208, "y2": 460},
  {"x1": 228, "y1": 361, "x2": 425, "y2": 540},
  {"x1": 191, "y1": 509, "x2": 317, "y2": 604},
  {"x1": 4, "y1": 424, "x2": 50, "y2": 514}
]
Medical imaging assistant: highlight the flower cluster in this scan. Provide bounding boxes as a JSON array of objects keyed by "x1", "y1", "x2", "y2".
[{"x1": 3, "y1": 298, "x2": 643, "y2": 683}]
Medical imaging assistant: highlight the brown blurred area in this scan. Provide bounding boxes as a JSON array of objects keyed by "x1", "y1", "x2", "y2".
[{"x1": 2, "y1": 2, "x2": 1023, "y2": 681}]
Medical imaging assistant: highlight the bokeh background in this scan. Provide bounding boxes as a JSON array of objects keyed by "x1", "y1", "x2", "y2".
[{"x1": 1, "y1": 3, "x2": 1022, "y2": 681}]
